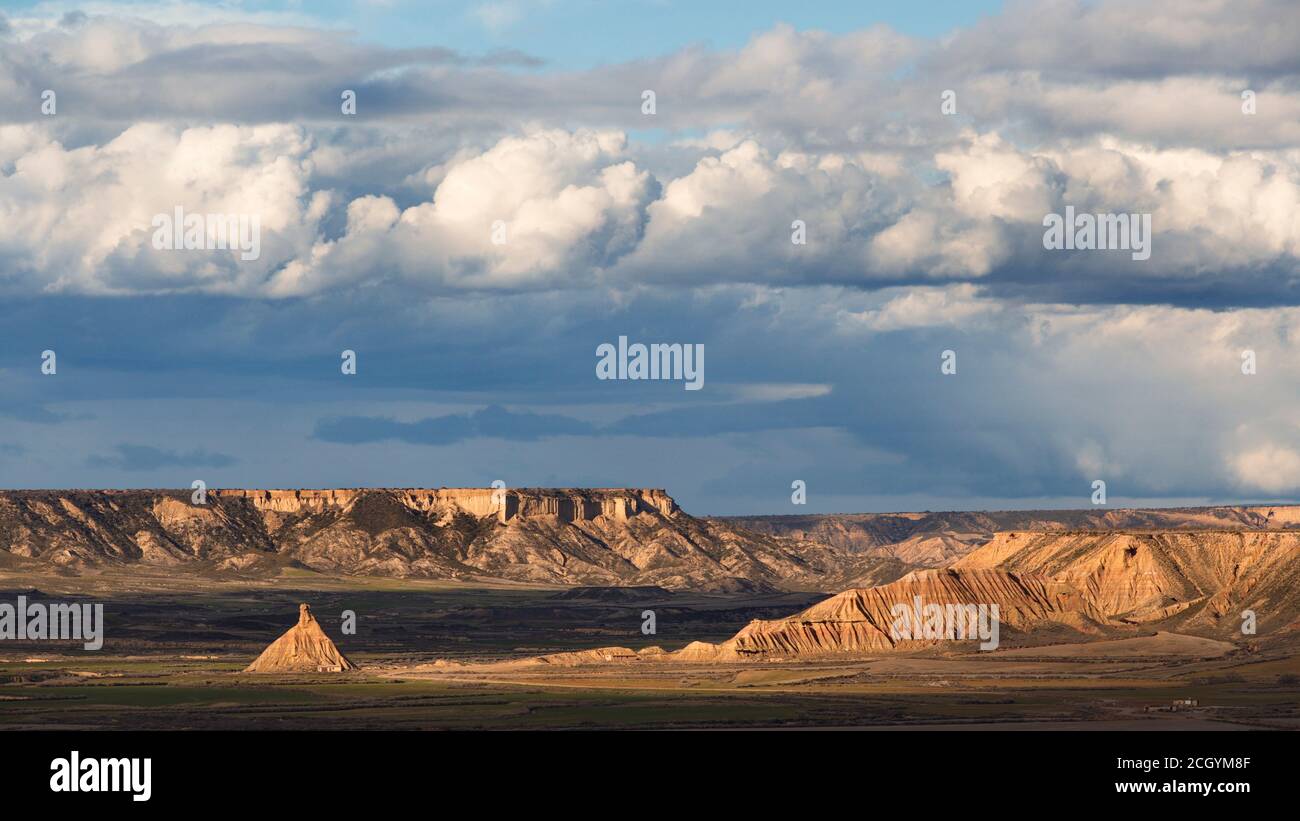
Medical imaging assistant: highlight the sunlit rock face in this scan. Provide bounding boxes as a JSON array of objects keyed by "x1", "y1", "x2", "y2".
[
  {"x1": 243, "y1": 603, "x2": 357, "y2": 673},
  {"x1": 214, "y1": 487, "x2": 678, "y2": 523},
  {"x1": 0, "y1": 488, "x2": 893, "y2": 591}
]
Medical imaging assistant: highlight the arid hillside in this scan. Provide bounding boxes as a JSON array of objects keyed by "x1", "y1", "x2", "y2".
[
  {"x1": 5, "y1": 491, "x2": 1300, "y2": 609},
  {"x1": 701, "y1": 529, "x2": 1300, "y2": 658},
  {"x1": 0, "y1": 488, "x2": 902, "y2": 592},
  {"x1": 953, "y1": 530, "x2": 1300, "y2": 635},
  {"x1": 433, "y1": 528, "x2": 1300, "y2": 667},
  {"x1": 721, "y1": 505, "x2": 1300, "y2": 564},
  {"x1": 684, "y1": 568, "x2": 1109, "y2": 660}
]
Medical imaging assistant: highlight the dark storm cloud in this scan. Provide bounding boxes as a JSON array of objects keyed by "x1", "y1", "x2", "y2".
[
  {"x1": 313, "y1": 405, "x2": 596, "y2": 445},
  {"x1": 87, "y1": 444, "x2": 237, "y2": 472},
  {"x1": 2, "y1": 281, "x2": 1297, "y2": 507},
  {"x1": 0, "y1": 401, "x2": 69, "y2": 424}
]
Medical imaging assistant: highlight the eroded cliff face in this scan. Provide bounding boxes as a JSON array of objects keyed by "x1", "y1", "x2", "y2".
[
  {"x1": 213, "y1": 487, "x2": 678, "y2": 523},
  {"x1": 712, "y1": 529, "x2": 1300, "y2": 655},
  {"x1": 954, "y1": 530, "x2": 1300, "y2": 632},
  {"x1": 472, "y1": 527, "x2": 1300, "y2": 665},
  {"x1": 0, "y1": 488, "x2": 894, "y2": 592},
  {"x1": 722, "y1": 504, "x2": 1300, "y2": 564},
  {"x1": 448, "y1": 527, "x2": 1300, "y2": 667},
  {"x1": 682, "y1": 568, "x2": 1106, "y2": 659}
]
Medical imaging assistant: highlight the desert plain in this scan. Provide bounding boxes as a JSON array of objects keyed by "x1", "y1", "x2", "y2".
[{"x1": 0, "y1": 488, "x2": 1297, "y2": 730}]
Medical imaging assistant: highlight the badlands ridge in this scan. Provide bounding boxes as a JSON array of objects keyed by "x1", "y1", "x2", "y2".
[
  {"x1": 423, "y1": 527, "x2": 1300, "y2": 668},
  {"x1": 4, "y1": 489, "x2": 1300, "y2": 659},
  {"x1": 0, "y1": 487, "x2": 897, "y2": 591}
]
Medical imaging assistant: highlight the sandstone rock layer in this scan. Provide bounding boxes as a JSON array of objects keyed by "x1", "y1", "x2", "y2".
[
  {"x1": 684, "y1": 568, "x2": 1105, "y2": 660},
  {"x1": 244, "y1": 604, "x2": 356, "y2": 673},
  {"x1": 954, "y1": 530, "x2": 1300, "y2": 632},
  {"x1": 0, "y1": 488, "x2": 898, "y2": 591}
]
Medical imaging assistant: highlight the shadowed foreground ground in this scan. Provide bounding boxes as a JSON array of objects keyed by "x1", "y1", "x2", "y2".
[{"x1": 1, "y1": 568, "x2": 1297, "y2": 730}]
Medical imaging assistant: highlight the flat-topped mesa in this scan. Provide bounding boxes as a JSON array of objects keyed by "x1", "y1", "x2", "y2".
[
  {"x1": 211, "y1": 487, "x2": 678, "y2": 523},
  {"x1": 213, "y1": 488, "x2": 363, "y2": 514},
  {"x1": 507, "y1": 488, "x2": 679, "y2": 523}
]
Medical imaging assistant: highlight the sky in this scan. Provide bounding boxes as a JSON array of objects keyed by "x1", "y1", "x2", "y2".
[
  {"x1": 1, "y1": 0, "x2": 1299, "y2": 514},
  {"x1": 0, "y1": 1, "x2": 1010, "y2": 65}
]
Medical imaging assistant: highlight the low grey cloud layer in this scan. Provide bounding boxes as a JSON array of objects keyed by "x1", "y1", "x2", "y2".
[
  {"x1": 313, "y1": 405, "x2": 597, "y2": 445},
  {"x1": 86, "y1": 444, "x2": 236, "y2": 472}
]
